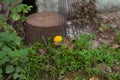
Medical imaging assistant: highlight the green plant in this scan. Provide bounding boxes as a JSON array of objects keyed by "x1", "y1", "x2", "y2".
[
  {"x1": 0, "y1": 15, "x2": 15, "y2": 32},
  {"x1": 10, "y1": 4, "x2": 32, "y2": 22},
  {"x1": 1, "y1": 0, "x2": 32, "y2": 32},
  {"x1": 74, "y1": 33, "x2": 94, "y2": 49},
  {"x1": 28, "y1": 35, "x2": 120, "y2": 80},
  {"x1": 0, "y1": 1, "x2": 34, "y2": 79},
  {"x1": 0, "y1": 31, "x2": 29, "y2": 80},
  {"x1": 2, "y1": 0, "x2": 32, "y2": 21},
  {"x1": 99, "y1": 24, "x2": 109, "y2": 32}
]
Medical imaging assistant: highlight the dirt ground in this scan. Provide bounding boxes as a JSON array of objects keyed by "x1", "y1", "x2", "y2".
[
  {"x1": 62, "y1": 11, "x2": 120, "y2": 80},
  {"x1": 93, "y1": 12, "x2": 120, "y2": 48}
]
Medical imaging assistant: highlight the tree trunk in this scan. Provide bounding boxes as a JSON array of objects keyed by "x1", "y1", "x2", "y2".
[{"x1": 37, "y1": 0, "x2": 120, "y2": 13}]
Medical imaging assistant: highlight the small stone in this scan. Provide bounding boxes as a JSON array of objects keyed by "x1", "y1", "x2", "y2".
[
  {"x1": 111, "y1": 24, "x2": 117, "y2": 28},
  {"x1": 112, "y1": 44, "x2": 119, "y2": 49},
  {"x1": 92, "y1": 40, "x2": 101, "y2": 48},
  {"x1": 90, "y1": 76, "x2": 100, "y2": 80},
  {"x1": 66, "y1": 21, "x2": 72, "y2": 25},
  {"x1": 105, "y1": 67, "x2": 112, "y2": 73}
]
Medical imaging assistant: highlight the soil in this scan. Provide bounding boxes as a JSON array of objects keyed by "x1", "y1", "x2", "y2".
[{"x1": 94, "y1": 12, "x2": 120, "y2": 47}]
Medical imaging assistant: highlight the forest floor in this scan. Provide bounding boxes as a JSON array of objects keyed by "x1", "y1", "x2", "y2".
[
  {"x1": 15, "y1": 11, "x2": 120, "y2": 80},
  {"x1": 94, "y1": 12, "x2": 120, "y2": 49},
  {"x1": 61, "y1": 12, "x2": 120, "y2": 80}
]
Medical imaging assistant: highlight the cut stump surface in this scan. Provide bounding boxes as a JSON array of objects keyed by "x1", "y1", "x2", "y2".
[{"x1": 25, "y1": 12, "x2": 65, "y2": 43}]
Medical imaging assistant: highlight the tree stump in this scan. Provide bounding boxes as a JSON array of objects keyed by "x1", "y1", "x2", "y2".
[{"x1": 25, "y1": 12, "x2": 65, "y2": 43}]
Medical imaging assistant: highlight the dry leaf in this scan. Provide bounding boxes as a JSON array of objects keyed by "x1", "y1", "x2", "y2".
[
  {"x1": 90, "y1": 75, "x2": 99, "y2": 80},
  {"x1": 34, "y1": 52, "x2": 39, "y2": 56},
  {"x1": 98, "y1": 27, "x2": 104, "y2": 32},
  {"x1": 98, "y1": 38, "x2": 114, "y2": 44},
  {"x1": 38, "y1": 48, "x2": 46, "y2": 55},
  {"x1": 63, "y1": 77, "x2": 71, "y2": 80},
  {"x1": 54, "y1": 42, "x2": 61, "y2": 47},
  {"x1": 64, "y1": 37, "x2": 71, "y2": 45},
  {"x1": 67, "y1": 45, "x2": 74, "y2": 50},
  {"x1": 64, "y1": 37, "x2": 74, "y2": 50}
]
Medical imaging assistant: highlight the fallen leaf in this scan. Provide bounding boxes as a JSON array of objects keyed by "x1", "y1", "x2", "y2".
[
  {"x1": 68, "y1": 45, "x2": 74, "y2": 50},
  {"x1": 98, "y1": 27, "x2": 104, "y2": 32},
  {"x1": 90, "y1": 75, "x2": 99, "y2": 80},
  {"x1": 98, "y1": 38, "x2": 114, "y2": 44},
  {"x1": 64, "y1": 37, "x2": 74, "y2": 50},
  {"x1": 112, "y1": 65, "x2": 120, "y2": 72},
  {"x1": 38, "y1": 48, "x2": 46, "y2": 55},
  {"x1": 34, "y1": 52, "x2": 38, "y2": 56},
  {"x1": 54, "y1": 42, "x2": 61, "y2": 47},
  {"x1": 64, "y1": 37, "x2": 71, "y2": 45},
  {"x1": 63, "y1": 77, "x2": 71, "y2": 80}
]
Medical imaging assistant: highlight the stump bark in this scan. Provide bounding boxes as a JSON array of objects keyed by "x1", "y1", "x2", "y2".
[{"x1": 25, "y1": 12, "x2": 65, "y2": 43}]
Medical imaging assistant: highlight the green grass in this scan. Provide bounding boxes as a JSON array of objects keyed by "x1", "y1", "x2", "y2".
[
  {"x1": 0, "y1": 32, "x2": 120, "y2": 80},
  {"x1": 25, "y1": 34, "x2": 120, "y2": 80}
]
